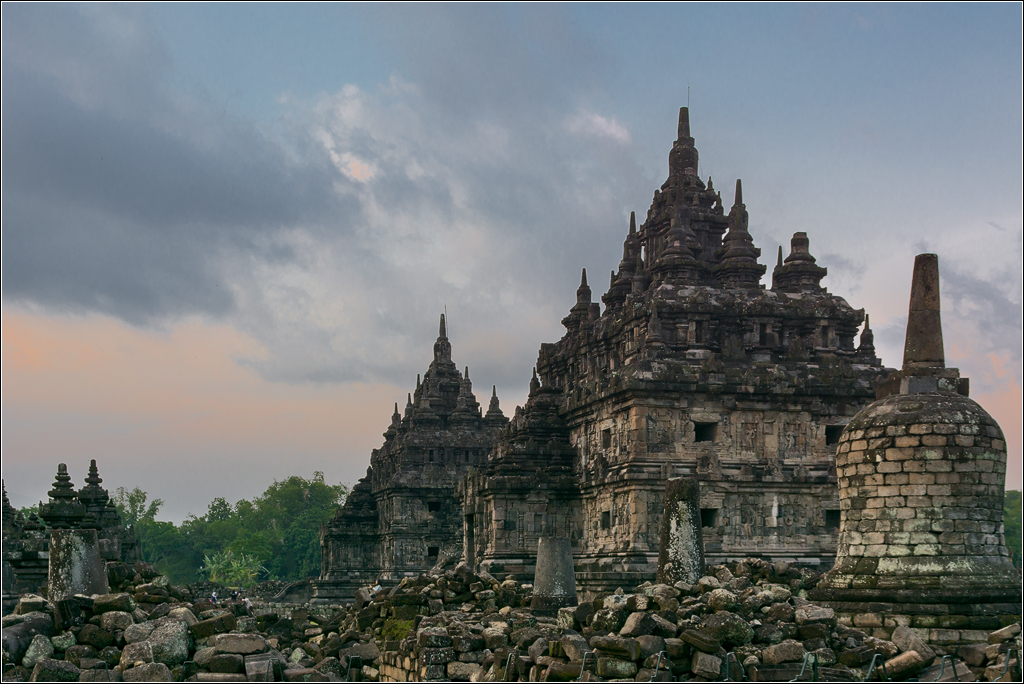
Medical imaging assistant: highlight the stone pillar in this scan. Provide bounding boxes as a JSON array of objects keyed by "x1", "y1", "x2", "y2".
[
  {"x1": 530, "y1": 537, "x2": 577, "y2": 615},
  {"x1": 902, "y1": 253, "x2": 944, "y2": 368},
  {"x1": 48, "y1": 528, "x2": 108, "y2": 602},
  {"x1": 657, "y1": 478, "x2": 705, "y2": 585}
]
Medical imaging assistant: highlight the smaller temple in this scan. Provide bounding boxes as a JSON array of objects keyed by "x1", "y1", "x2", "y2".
[
  {"x1": 314, "y1": 316, "x2": 509, "y2": 603},
  {"x1": 812, "y1": 254, "x2": 1021, "y2": 644},
  {"x1": 2, "y1": 461, "x2": 139, "y2": 611}
]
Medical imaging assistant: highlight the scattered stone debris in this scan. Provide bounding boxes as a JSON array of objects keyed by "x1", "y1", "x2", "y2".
[{"x1": 5, "y1": 557, "x2": 1018, "y2": 681}]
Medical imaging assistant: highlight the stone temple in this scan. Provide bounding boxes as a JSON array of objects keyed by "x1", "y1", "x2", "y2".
[
  {"x1": 319, "y1": 107, "x2": 895, "y2": 598},
  {"x1": 314, "y1": 316, "x2": 509, "y2": 603}
]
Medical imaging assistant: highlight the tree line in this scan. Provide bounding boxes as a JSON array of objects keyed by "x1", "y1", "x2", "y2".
[{"x1": 111, "y1": 472, "x2": 349, "y2": 586}]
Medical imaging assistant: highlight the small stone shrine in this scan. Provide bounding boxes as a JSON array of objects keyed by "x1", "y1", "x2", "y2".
[
  {"x1": 38, "y1": 464, "x2": 109, "y2": 601},
  {"x1": 314, "y1": 316, "x2": 509, "y2": 603},
  {"x1": 2, "y1": 460, "x2": 138, "y2": 610},
  {"x1": 811, "y1": 253, "x2": 1021, "y2": 645}
]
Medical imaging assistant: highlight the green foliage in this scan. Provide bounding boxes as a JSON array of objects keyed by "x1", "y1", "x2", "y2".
[
  {"x1": 18, "y1": 504, "x2": 39, "y2": 517},
  {"x1": 112, "y1": 487, "x2": 164, "y2": 527},
  {"x1": 381, "y1": 619, "x2": 415, "y2": 641},
  {"x1": 201, "y1": 550, "x2": 267, "y2": 587},
  {"x1": 1004, "y1": 490, "x2": 1022, "y2": 569},
  {"x1": 118, "y1": 473, "x2": 349, "y2": 585}
]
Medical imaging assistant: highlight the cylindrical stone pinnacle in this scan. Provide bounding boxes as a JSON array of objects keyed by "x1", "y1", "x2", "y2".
[
  {"x1": 902, "y1": 253, "x2": 944, "y2": 370},
  {"x1": 678, "y1": 107, "x2": 690, "y2": 140}
]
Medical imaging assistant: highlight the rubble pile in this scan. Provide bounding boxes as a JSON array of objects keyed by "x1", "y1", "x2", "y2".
[
  {"x1": 0, "y1": 560, "x2": 377, "y2": 682},
  {"x1": 355, "y1": 558, "x2": 1022, "y2": 683},
  {"x1": 2, "y1": 557, "x2": 1020, "y2": 682}
]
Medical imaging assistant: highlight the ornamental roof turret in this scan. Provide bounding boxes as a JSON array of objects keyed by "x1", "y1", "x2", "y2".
[
  {"x1": 39, "y1": 463, "x2": 85, "y2": 530},
  {"x1": 714, "y1": 179, "x2": 766, "y2": 289},
  {"x1": 772, "y1": 232, "x2": 828, "y2": 293}
]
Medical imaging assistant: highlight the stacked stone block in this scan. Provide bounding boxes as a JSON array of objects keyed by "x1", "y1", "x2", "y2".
[{"x1": 835, "y1": 398, "x2": 1008, "y2": 567}]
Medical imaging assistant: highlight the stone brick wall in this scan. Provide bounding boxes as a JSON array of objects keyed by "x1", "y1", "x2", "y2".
[{"x1": 814, "y1": 389, "x2": 1020, "y2": 641}]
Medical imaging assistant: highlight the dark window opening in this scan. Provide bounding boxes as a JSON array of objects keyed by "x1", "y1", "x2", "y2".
[
  {"x1": 427, "y1": 546, "x2": 439, "y2": 558},
  {"x1": 825, "y1": 510, "x2": 841, "y2": 531},
  {"x1": 428, "y1": 449, "x2": 434, "y2": 462},
  {"x1": 694, "y1": 422, "x2": 717, "y2": 443},
  {"x1": 825, "y1": 425, "x2": 844, "y2": 445},
  {"x1": 759, "y1": 324, "x2": 769, "y2": 347},
  {"x1": 602, "y1": 429, "x2": 612, "y2": 449},
  {"x1": 427, "y1": 501, "x2": 441, "y2": 512},
  {"x1": 601, "y1": 511, "x2": 611, "y2": 529},
  {"x1": 701, "y1": 508, "x2": 719, "y2": 529}
]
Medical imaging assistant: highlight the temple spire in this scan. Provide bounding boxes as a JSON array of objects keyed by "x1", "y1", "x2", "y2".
[
  {"x1": 714, "y1": 179, "x2": 764, "y2": 288},
  {"x1": 668, "y1": 106, "x2": 698, "y2": 176},
  {"x1": 678, "y1": 107, "x2": 690, "y2": 140},
  {"x1": 433, "y1": 314, "x2": 453, "y2": 363},
  {"x1": 902, "y1": 253, "x2": 944, "y2": 370},
  {"x1": 485, "y1": 385, "x2": 504, "y2": 420},
  {"x1": 858, "y1": 314, "x2": 875, "y2": 356},
  {"x1": 629, "y1": 211, "x2": 636, "y2": 234}
]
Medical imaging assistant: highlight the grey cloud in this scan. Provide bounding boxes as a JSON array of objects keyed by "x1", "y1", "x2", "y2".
[
  {"x1": 221, "y1": 80, "x2": 656, "y2": 389},
  {"x1": 362, "y1": 4, "x2": 611, "y2": 121},
  {"x1": 1, "y1": 3, "x2": 663, "y2": 397},
  {"x1": 2, "y1": 5, "x2": 351, "y2": 324}
]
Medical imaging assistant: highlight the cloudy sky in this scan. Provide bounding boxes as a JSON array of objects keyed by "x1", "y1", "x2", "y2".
[{"x1": 3, "y1": 4, "x2": 1021, "y2": 522}]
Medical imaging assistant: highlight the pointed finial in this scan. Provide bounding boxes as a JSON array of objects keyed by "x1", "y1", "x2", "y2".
[
  {"x1": 439, "y1": 314, "x2": 447, "y2": 339},
  {"x1": 734, "y1": 178, "x2": 743, "y2": 206},
  {"x1": 902, "y1": 253, "x2": 944, "y2": 370},
  {"x1": 678, "y1": 107, "x2": 690, "y2": 140},
  {"x1": 777, "y1": 245, "x2": 783, "y2": 267},
  {"x1": 486, "y1": 385, "x2": 504, "y2": 419},
  {"x1": 580, "y1": 268, "x2": 588, "y2": 288},
  {"x1": 864, "y1": 314, "x2": 871, "y2": 330},
  {"x1": 416, "y1": 374, "x2": 421, "y2": 389},
  {"x1": 629, "y1": 211, "x2": 636, "y2": 234},
  {"x1": 407, "y1": 393, "x2": 413, "y2": 406},
  {"x1": 85, "y1": 459, "x2": 102, "y2": 487},
  {"x1": 394, "y1": 402, "x2": 400, "y2": 414},
  {"x1": 465, "y1": 366, "x2": 470, "y2": 380}
]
